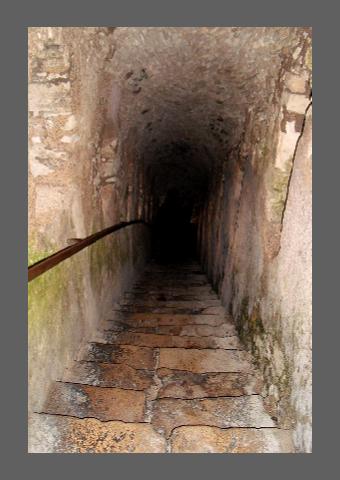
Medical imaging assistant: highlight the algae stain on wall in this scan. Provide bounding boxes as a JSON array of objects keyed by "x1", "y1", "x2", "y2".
[{"x1": 28, "y1": 226, "x2": 150, "y2": 413}]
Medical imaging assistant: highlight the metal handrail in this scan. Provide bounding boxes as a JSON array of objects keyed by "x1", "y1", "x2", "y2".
[{"x1": 28, "y1": 219, "x2": 150, "y2": 282}]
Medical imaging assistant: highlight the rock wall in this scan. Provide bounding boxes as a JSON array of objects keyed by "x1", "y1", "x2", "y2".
[
  {"x1": 28, "y1": 27, "x2": 312, "y2": 452},
  {"x1": 28, "y1": 27, "x2": 151, "y2": 412},
  {"x1": 198, "y1": 37, "x2": 312, "y2": 452}
]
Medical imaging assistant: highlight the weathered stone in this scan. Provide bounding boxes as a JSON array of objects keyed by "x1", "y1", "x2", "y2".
[
  {"x1": 111, "y1": 331, "x2": 241, "y2": 349},
  {"x1": 28, "y1": 82, "x2": 72, "y2": 113},
  {"x1": 157, "y1": 369, "x2": 263, "y2": 399},
  {"x1": 285, "y1": 92, "x2": 310, "y2": 113},
  {"x1": 170, "y1": 426, "x2": 293, "y2": 453},
  {"x1": 61, "y1": 361, "x2": 154, "y2": 390},
  {"x1": 29, "y1": 414, "x2": 166, "y2": 453},
  {"x1": 132, "y1": 286, "x2": 215, "y2": 295},
  {"x1": 114, "y1": 312, "x2": 229, "y2": 327},
  {"x1": 43, "y1": 382, "x2": 146, "y2": 422},
  {"x1": 28, "y1": 27, "x2": 311, "y2": 454},
  {"x1": 151, "y1": 396, "x2": 275, "y2": 437},
  {"x1": 123, "y1": 292, "x2": 219, "y2": 302},
  {"x1": 119, "y1": 299, "x2": 221, "y2": 308},
  {"x1": 285, "y1": 73, "x2": 308, "y2": 94},
  {"x1": 116, "y1": 304, "x2": 223, "y2": 314},
  {"x1": 86, "y1": 343, "x2": 156, "y2": 370},
  {"x1": 131, "y1": 323, "x2": 237, "y2": 337},
  {"x1": 158, "y1": 348, "x2": 252, "y2": 373}
]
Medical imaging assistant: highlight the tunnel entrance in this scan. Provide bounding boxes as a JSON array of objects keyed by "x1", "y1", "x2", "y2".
[
  {"x1": 152, "y1": 188, "x2": 198, "y2": 263},
  {"x1": 147, "y1": 141, "x2": 210, "y2": 264},
  {"x1": 28, "y1": 27, "x2": 312, "y2": 453}
]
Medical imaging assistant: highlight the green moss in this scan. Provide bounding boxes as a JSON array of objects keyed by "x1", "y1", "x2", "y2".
[
  {"x1": 88, "y1": 231, "x2": 132, "y2": 293},
  {"x1": 237, "y1": 298, "x2": 266, "y2": 353},
  {"x1": 28, "y1": 260, "x2": 69, "y2": 334},
  {"x1": 28, "y1": 243, "x2": 55, "y2": 267},
  {"x1": 269, "y1": 167, "x2": 291, "y2": 220}
]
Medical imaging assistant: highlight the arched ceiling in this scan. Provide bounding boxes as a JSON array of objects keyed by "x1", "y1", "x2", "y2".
[{"x1": 107, "y1": 27, "x2": 308, "y2": 201}]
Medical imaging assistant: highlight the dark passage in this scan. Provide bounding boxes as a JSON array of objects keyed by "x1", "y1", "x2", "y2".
[{"x1": 152, "y1": 189, "x2": 198, "y2": 263}]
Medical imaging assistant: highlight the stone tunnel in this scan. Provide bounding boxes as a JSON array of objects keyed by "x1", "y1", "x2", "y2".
[{"x1": 28, "y1": 27, "x2": 312, "y2": 453}]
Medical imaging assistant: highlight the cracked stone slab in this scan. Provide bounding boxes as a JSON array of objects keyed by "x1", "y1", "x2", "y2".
[
  {"x1": 61, "y1": 361, "x2": 154, "y2": 390},
  {"x1": 158, "y1": 348, "x2": 252, "y2": 373},
  {"x1": 131, "y1": 286, "x2": 216, "y2": 295},
  {"x1": 115, "y1": 305, "x2": 226, "y2": 314},
  {"x1": 156, "y1": 369, "x2": 263, "y2": 399},
  {"x1": 127, "y1": 323, "x2": 237, "y2": 337},
  {"x1": 151, "y1": 396, "x2": 276, "y2": 437},
  {"x1": 109, "y1": 331, "x2": 241, "y2": 349},
  {"x1": 119, "y1": 299, "x2": 221, "y2": 308},
  {"x1": 29, "y1": 413, "x2": 166, "y2": 453},
  {"x1": 170, "y1": 426, "x2": 293, "y2": 453},
  {"x1": 136, "y1": 280, "x2": 207, "y2": 287},
  {"x1": 85, "y1": 342, "x2": 156, "y2": 369},
  {"x1": 42, "y1": 382, "x2": 146, "y2": 422},
  {"x1": 123, "y1": 293, "x2": 219, "y2": 302},
  {"x1": 110, "y1": 312, "x2": 230, "y2": 327},
  {"x1": 142, "y1": 273, "x2": 207, "y2": 279}
]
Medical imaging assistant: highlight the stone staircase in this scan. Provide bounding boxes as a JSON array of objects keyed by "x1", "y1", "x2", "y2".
[{"x1": 29, "y1": 261, "x2": 293, "y2": 453}]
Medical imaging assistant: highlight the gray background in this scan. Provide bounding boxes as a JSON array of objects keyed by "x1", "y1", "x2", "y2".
[{"x1": 1, "y1": 0, "x2": 333, "y2": 476}]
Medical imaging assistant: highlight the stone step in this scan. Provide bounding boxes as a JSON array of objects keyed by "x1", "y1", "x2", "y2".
[
  {"x1": 123, "y1": 293, "x2": 219, "y2": 301},
  {"x1": 114, "y1": 305, "x2": 226, "y2": 315},
  {"x1": 144, "y1": 269, "x2": 203, "y2": 274},
  {"x1": 105, "y1": 313, "x2": 231, "y2": 328},
  {"x1": 134, "y1": 280, "x2": 208, "y2": 287},
  {"x1": 118, "y1": 299, "x2": 221, "y2": 308},
  {"x1": 61, "y1": 361, "x2": 154, "y2": 390},
  {"x1": 156, "y1": 369, "x2": 263, "y2": 399},
  {"x1": 29, "y1": 414, "x2": 166, "y2": 453},
  {"x1": 103, "y1": 322, "x2": 237, "y2": 339},
  {"x1": 151, "y1": 396, "x2": 276, "y2": 438},
  {"x1": 141, "y1": 272, "x2": 206, "y2": 278},
  {"x1": 170, "y1": 426, "x2": 293, "y2": 453},
  {"x1": 106, "y1": 331, "x2": 241, "y2": 350},
  {"x1": 42, "y1": 382, "x2": 146, "y2": 422},
  {"x1": 121, "y1": 323, "x2": 238, "y2": 337},
  {"x1": 131, "y1": 286, "x2": 215, "y2": 294},
  {"x1": 158, "y1": 347, "x2": 252, "y2": 373},
  {"x1": 85, "y1": 342, "x2": 156, "y2": 370}
]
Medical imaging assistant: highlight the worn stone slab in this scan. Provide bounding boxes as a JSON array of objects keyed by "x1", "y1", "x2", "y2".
[
  {"x1": 158, "y1": 348, "x2": 252, "y2": 373},
  {"x1": 144, "y1": 267, "x2": 202, "y2": 273},
  {"x1": 136, "y1": 280, "x2": 207, "y2": 287},
  {"x1": 85, "y1": 342, "x2": 156, "y2": 370},
  {"x1": 128, "y1": 323, "x2": 237, "y2": 337},
  {"x1": 141, "y1": 270, "x2": 208, "y2": 283},
  {"x1": 119, "y1": 299, "x2": 221, "y2": 308},
  {"x1": 43, "y1": 382, "x2": 146, "y2": 422},
  {"x1": 157, "y1": 369, "x2": 263, "y2": 399},
  {"x1": 111, "y1": 331, "x2": 241, "y2": 350},
  {"x1": 29, "y1": 414, "x2": 166, "y2": 453},
  {"x1": 123, "y1": 293, "x2": 219, "y2": 302},
  {"x1": 61, "y1": 361, "x2": 154, "y2": 390},
  {"x1": 112, "y1": 312, "x2": 229, "y2": 327},
  {"x1": 115, "y1": 305, "x2": 225, "y2": 314},
  {"x1": 131, "y1": 286, "x2": 216, "y2": 295},
  {"x1": 151, "y1": 396, "x2": 275, "y2": 437},
  {"x1": 170, "y1": 426, "x2": 293, "y2": 453}
]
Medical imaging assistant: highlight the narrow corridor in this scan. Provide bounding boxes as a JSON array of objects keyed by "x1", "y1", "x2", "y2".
[{"x1": 28, "y1": 27, "x2": 312, "y2": 453}]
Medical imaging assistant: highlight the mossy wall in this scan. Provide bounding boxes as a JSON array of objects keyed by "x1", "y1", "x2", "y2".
[
  {"x1": 28, "y1": 224, "x2": 150, "y2": 412},
  {"x1": 198, "y1": 61, "x2": 312, "y2": 452}
]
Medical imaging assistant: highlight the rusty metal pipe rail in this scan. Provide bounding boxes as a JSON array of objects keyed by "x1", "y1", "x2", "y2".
[{"x1": 28, "y1": 219, "x2": 150, "y2": 282}]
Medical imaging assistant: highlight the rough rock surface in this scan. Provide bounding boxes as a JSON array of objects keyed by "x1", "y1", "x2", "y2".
[{"x1": 31, "y1": 262, "x2": 293, "y2": 453}]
